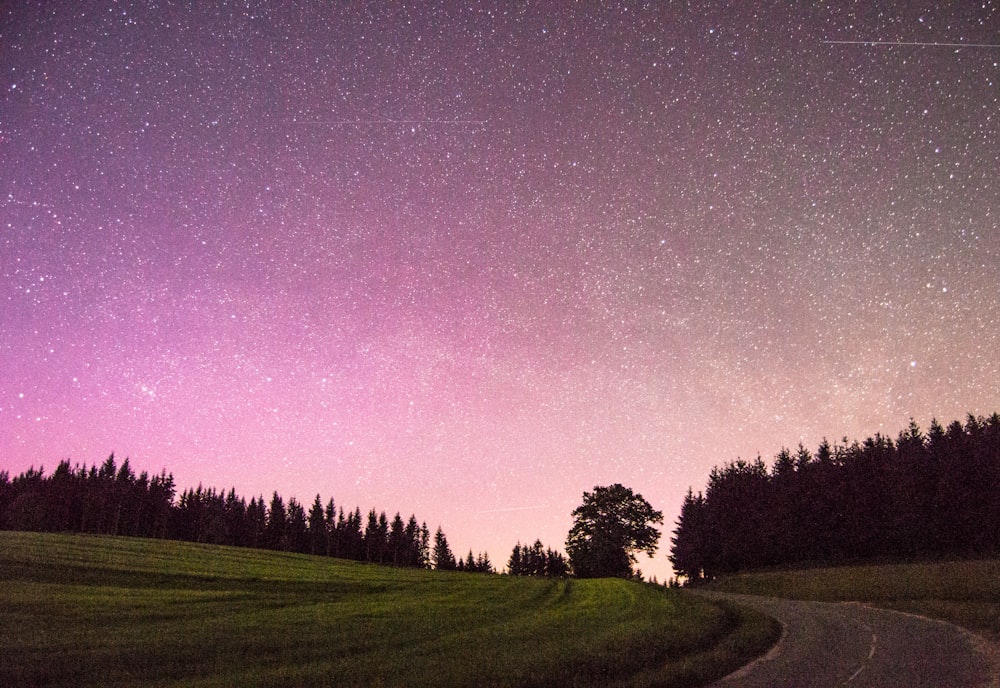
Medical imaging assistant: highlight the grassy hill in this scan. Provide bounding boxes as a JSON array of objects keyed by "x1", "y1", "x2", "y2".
[
  {"x1": 705, "y1": 559, "x2": 1000, "y2": 640},
  {"x1": 0, "y1": 532, "x2": 778, "y2": 687}
]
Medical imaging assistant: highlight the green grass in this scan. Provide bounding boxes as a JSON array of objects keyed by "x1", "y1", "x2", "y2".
[
  {"x1": 707, "y1": 559, "x2": 1000, "y2": 640},
  {"x1": 0, "y1": 532, "x2": 778, "y2": 687}
]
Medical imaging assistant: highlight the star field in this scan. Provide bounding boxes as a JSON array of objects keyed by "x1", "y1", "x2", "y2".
[{"x1": 2, "y1": 2, "x2": 999, "y2": 580}]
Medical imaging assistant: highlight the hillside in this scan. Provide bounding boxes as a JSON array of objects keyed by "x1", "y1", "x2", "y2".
[{"x1": 1, "y1": 532, "x2": 778, "y2": 687}]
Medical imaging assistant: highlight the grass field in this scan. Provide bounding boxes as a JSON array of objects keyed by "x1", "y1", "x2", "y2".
[
  {"x1": 0, "y1": 532, "x2": 778, "y2": 687},
  {"x1": 706, "y1": 559, "x2": 1000, "y2": 640}
]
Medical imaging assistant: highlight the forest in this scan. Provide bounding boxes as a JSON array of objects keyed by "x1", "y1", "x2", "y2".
[
  {"x1": 670, "y1": 413, "x2": 1000, "y2": 581},
  {"x1": 0, "y1": 455, "x2": 494, "y2": 573}
]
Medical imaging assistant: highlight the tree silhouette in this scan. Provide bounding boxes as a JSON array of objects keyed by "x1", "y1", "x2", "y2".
[
  {"x1": 432, "y1": 526, "x2": 456, "y2": 570},
  {"x1": 670, "y1": 414, "x2": 1000, "y2": 578},
  {"x1": 668, "y1": 489, "x2": 708, "y2": 581},
  {"x1": 0, "y1": 455, "x2": 469, "y2": 572},
  {"x1": 565, "y1": 484, "x2": 663, "y2": 579},
  {"x1": 506, "y1": 540, "x2": 568, "y2": 576},
  {"x1": 308, "y1": 495, "x2": 326, "y2": 555}
]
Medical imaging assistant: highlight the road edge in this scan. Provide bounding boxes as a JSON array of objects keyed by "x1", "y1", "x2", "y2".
[
  {"x1": 859, "y1": 603, "x2": 1000, "y2": 688},
  {"x1": 686, "y1": 591, "x2": 787, "y2": 685}
]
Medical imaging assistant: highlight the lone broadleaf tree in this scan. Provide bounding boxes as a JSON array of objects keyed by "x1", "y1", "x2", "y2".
[{"x1": 565, "y1": 483, "x2": 663, "y2": 578}]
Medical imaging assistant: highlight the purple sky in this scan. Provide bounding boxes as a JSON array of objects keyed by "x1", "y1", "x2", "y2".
[{"x1": 2, "y1": 2, "x2": 998, "y2": 581}]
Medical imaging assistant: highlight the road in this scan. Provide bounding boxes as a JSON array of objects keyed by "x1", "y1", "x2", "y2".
[{"x1": 697, "y1": 592, "x2": 999, "y2": 687}]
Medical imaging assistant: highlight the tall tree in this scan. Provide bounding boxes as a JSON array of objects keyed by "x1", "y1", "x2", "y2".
[
  {"x1": 265, "y1": 492, "x2": 286, "y2": 550},
  {"x1": 364, "y1": 509, "x2": 389, "y2": 563},
  {"x1": 246, "y1": 496, "x2": 266, "y2": 549},
  {"x1": 476, "y1": 551, "x2": 495, "y2": 574},
  {"x1": 388, "y1": 513, "x2": 406, "y2": 566},
  {"x1": 432, "y1": 526, "x2": 456, "y2": 570},
  {"x1": 324, "y1": 498, "x2": 338, "y2": 556},
  {"x1": 508, "y1": 543, "x2": 524, "y2": 575},
  {"x1": 404, "y1": 515, "x2": 421, "y2": 566},
  {"x1": 286, "y1": 497, "x2": 308, "y2": 553},
  {"x1": 565, "y1": 484, "x2": 663, "y2": 579},
  {"x1": 308, "y1": 495, "x2": 326, "y2": 555},
  {"x1": 668, "y1": 489, "x2": 708, "y2": 581}
]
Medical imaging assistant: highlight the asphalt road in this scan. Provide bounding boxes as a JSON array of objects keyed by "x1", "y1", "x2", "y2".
[{"x1": 697, "y1": 592, "x2": 998, "y2": 687}]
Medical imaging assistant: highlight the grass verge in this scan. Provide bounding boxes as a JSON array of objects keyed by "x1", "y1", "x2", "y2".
[
  {"x1": 1, "y1": 532, "x2": 776, "y2": 687},
  {"x1": 706, "y1": 559, "x2": 1000, "y2": 640}
]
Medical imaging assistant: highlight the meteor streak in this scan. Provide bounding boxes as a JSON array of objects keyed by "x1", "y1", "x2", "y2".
[
  {"x1": 823, "y1": 40, "x2": 1000, "y2": 49},
  {"x1": 293, "y1": 118, "x2": 488, "y2": 125},
  {"x1": 477, "y1": 505, "x2": 549, "y2": 514}
]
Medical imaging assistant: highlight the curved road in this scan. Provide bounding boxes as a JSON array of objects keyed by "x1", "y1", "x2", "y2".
[{"x1": 697, "y1": 592, "x2": 999, "y2": 687}]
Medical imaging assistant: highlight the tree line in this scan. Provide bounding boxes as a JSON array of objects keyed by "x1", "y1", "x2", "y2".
[
  {"x1": 670, "y1": 413, "x2": 1000, "y2": 581},
  {"x1": 0, "y1": 454, "x2": 489, "y2": 572},
  {"x1": 0, "y1": 456, "x2": 667, "y2": 580},
  {"x1": 507, "y1": 540, "x2": 570, "y2": 577}
]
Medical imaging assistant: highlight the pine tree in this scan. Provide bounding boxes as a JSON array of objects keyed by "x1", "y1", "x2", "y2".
[
  {"x1": 265, "y1": 492, "x2": 286, "y2": 550},
  {"x1": 668, "y1": 489, "x2": 708, "y2": 581},
  {"x1": 246, "y1": 496, "x2": 266, "y2": 548},
  {"x1": 475, "y1": 551, "x2": 494, "y2": 574},
  {"x1": 308, "y1": 495, "x2": 326, "y2": 555},
  {"x1": 432, "y1": 526, "x2": 456, "y2": 570},
  {"x1": 544, "y1": 548, "x2": 569, "y2": 577},
  {"x1": 364, "y1": 509, "x2": 390, "y2": 563},
  {"x1": 404, "y1": 515, "x2": 421, "y2": 566},
  {"x1": 324, "y1": 498, "x2": 338, "y2": 556},
  {"x1": 286, "y1": 498, "x2": 308, "y2": 553},
  {"x1": 508, "y1": 543, "x2": 523, "y2": 575},
  {"x1": 419, "y1": 523, "x2": 431, "y2": 568},
  {"x1": 388, "y1": 513, "x2": 406, "y2": 566}
]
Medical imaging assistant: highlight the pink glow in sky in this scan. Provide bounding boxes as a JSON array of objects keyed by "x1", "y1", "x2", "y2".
[{"x1": 2, "y1": 3, "x2": 999, "y2": 581}]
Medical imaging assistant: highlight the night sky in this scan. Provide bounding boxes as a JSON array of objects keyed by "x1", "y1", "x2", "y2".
[{"x1": 3, "y1": 2, "x2": 998, "y2": 581}]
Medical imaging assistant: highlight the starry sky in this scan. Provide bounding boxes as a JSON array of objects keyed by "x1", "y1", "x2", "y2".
[{"x1": 2, "y1": 2, "x2": 998, "y2": 581}]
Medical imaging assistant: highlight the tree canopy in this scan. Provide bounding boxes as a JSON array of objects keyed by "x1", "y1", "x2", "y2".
[
  {"x1": 565, "y1": 483, "x2": 663, "y2": 578},
  {"x1": 669, "y1": 414, "x2": 1000, "y2": 581},
  {"x1": 0, "y1": 454, "x2": 472, "y2": 574}
]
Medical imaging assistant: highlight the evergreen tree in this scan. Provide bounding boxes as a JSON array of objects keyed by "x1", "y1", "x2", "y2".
[
  {"x1": 475, "y1": 551, "x2": 494, "y2": 574},
  {"x1": 324, "y1": 498, "x2": 338, "y2": 556},
  {"x1": 344, "y1": 507, "x2": 364, "y2": 560},
  {"x1": 0, "y1": 455, "x2": 488, "y2": 573},
  {"x1": 286, "y1": 497, "x2": 308, "y2": 553},
  {"x1": 404, "y1": 515, "x2": 421, "y2": 566},
  {"x1": 668, "y1": 489, "x2": 708, "y2": 581},
  {"x1": 364, "y1": 509, "x2": 389, "y2": 563},
  {"x1": 246, "y1": 496, "x2": 266, "y2": 549},
  {"x1": 388, "y1": 513, "x2": 406, "y2": 566},
  {"x1": 419, "y1": 522, "x2": 431, "y2": 568},
  {"x1": 308, "y1": 495, "x2": 326, "y2": 555},
  {"x1": 265, "y1": 492, "x2": 286, "y2": 550},
  {"x1": 669, "y1": 414, "x2": 1000, "y2": 577},
  {"x1": 432, "y1": 526, "x2": 456, "y2": 570},
  {"x1": 506, "y1": 541, "x2": 567, "y2": 576},
  {"x1": 544, "y1": 548, "x2": 569, "y2": 577},
  {"x1": 508, "y1": 543, "x2": 523, "y2": 575},
  {"x1": 225, "y1": 488, "x2": 247, "y2": 547},
  {"x1": 527, "y1": 540, "x2": 546, "y2": 575}
]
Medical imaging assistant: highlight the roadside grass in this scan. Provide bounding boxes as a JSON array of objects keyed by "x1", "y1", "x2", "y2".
[
  {"x1": 1, "y1": 532, "x2": 778, "y2": 687},
  {"x1": 706, "y1": 559, "x2": 1000, "y2": 639}
]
